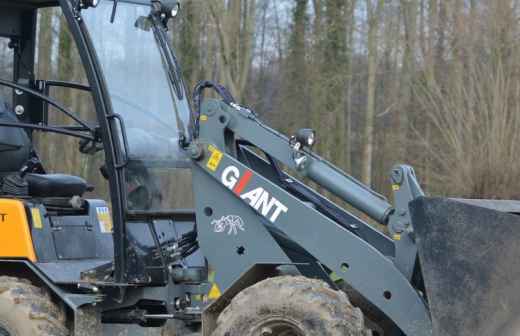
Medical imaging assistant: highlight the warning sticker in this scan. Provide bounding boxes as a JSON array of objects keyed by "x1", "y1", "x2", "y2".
[
  {"x1": 207, "y1": 145, "x2": 223, "y2": 172},
  {"x1": 31, "y1": 208, "x2": 43, "y2": 229},
  {"x1": 208, "y1": 283, "x2": 222, "y2": 300},
  {"x1": 96, "y1": 207, "x2": 113, "y2": 233},
  {"x1": 207, "y1": 270, "x2": 222, "y2": 300}
]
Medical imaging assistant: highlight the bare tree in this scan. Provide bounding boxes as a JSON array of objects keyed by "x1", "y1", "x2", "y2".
[
  {"x1": 208, "y1": 0, "x2": 257, "y2": 101},
  {"x1": 361, "y1": 0, "x2": 384, "y2": 186}
]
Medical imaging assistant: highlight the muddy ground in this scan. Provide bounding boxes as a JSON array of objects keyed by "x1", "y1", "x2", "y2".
[{"x1": 103, "y1": 323, "x2": 200, "y2": 336}]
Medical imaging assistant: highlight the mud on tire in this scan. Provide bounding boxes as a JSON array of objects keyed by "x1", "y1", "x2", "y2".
[
  {"x1": 0, "y1": 276, "x2": 69, "y2": 336},
  {"x1": 211, "y1": 276, "x2": 371, "y2": 336}
]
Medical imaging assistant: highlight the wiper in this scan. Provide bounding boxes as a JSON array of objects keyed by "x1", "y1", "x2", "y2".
[
  {"x1": 110, "y1": 0, "x2": 119, "y2": 23},
  {"x1": 149, "y1": 16, "x2": 183, "y2": 99}
]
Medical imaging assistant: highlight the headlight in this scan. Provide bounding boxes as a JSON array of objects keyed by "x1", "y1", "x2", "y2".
[
  {"x1": 295, "y1": 128, "x2": 316, "y2": 148},
  {"x1": 171, "y1": 3, "x2": 180, "y2": 17}
]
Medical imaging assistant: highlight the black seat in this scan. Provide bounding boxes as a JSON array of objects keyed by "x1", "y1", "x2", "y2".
[
  {"x1": 24, "y1": 174, "x2": 89, "y2": 198},
  {"x1": 0, "y1": 99, "x2": 90, "y2": 198}
]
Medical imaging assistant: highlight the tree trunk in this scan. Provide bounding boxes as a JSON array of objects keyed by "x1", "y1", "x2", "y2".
[
  {"x1": 208, "y1": 0, "x2": 256, "y2": 101},
  {"x1": 398, "y1": 0, "x2": 417, "y2": 161},
  {"x1": 361, "y1": 0, "x2": 384, "y2": 186}
]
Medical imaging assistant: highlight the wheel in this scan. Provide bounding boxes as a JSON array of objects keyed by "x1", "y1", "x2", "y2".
[
  {"x1": 211, "y1": 276, "x2": 371, "y2": 336},
  {"x1": 0, "y1": 276, "x2": 69, "y2": 336}
]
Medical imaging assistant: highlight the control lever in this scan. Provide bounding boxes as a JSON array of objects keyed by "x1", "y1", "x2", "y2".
[{"x1": 20, "y1": 154, "x2": 45, "y2": 177}]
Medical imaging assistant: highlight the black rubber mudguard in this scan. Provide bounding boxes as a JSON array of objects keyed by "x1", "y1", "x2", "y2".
[{"x1": 410, "y1": 197, "x2": 520, "y2": 336}]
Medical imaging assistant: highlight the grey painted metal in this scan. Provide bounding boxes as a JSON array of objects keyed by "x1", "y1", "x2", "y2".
[
  {"x1": 238, "y1": 146, "x2": 396, "y2": 258},
  {"x1": 192, "y1": 101, "x2": 294, "y2": 292},
  {"x1": 388, "y1": 165, "x2": 425, "y2": 280},
  {"x1": 201, "y1": 100, "x2": 395, "y2": 225},
  {"x1": 204, "y1": 101, "x2": 424, "y2": 278},
  {"x1": 305, "y1": 157, "x2": 393, "y2": 223},
  {"x1": 192, "y1": 163, "x2": 293, "y2": 291},
  {"x1": 192, "y1": 101, "x2": 433, "y2": 336}
]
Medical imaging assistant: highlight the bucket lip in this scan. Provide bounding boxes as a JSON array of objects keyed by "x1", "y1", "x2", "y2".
[{"x1": 450, "y1": 198, "x2": 520, "y2": 214}]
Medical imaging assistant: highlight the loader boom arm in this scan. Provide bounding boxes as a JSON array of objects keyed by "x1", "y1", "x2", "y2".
[
  {"x1": 190, "y1": 100, "x2": 432, "y2": 336},
  {"x1": 194, "y1": 100, "x2": 422, "y2": 279}
]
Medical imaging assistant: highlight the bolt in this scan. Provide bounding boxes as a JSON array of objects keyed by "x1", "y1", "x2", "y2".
[
  {"x1": 236, "y1": 246, "x2": 245, "y2": 255},
  {"x1": 15, "y1": 105, "x2": 25, "y2": 116},
  {"x1": 189, "y1": 144, "x2": 204, "y2": 160},
  {"x1": 260, "y1": 327, "x2": 273, "y2": 336}
]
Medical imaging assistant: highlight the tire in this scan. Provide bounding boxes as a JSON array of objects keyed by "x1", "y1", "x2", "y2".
[
  {"x1": 0, "y1": 276, "x2": 69, "y2": 336},
  {"x1": 211, "y1": 276, "x2": 371, "y2": 336}
]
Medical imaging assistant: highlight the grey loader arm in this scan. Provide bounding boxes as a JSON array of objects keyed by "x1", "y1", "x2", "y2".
[
  {"x1": 189, "y1": 100, "x2": 432, "y2": 336},
  {"x1": 201, "y1": 100, "x2": 424, "y2": 279}
]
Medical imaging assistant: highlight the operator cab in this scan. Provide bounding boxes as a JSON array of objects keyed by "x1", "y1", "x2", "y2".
[
  {"x1": 0, "y1": 0, "x2": 201, "y2": 293},
  {"x1": 0, "y1": 0, "x2": 206, "y2": 329},
  {"x1": 0, "y1": 0, "x2": 116, "y2": 275}
]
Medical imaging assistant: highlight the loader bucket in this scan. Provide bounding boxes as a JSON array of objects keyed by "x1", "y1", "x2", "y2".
[{"x1": 410, "y1": 197, "x2": 520, "y2": 336}]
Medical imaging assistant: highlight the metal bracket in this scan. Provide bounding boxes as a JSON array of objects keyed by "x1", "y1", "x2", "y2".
[{"x1": 389, "y1": 164, "x2": 425, "y2": 280}]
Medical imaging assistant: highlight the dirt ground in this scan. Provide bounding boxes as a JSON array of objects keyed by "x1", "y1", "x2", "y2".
[
  {"x1": 103, "y1": 323, "x2": 200, "y2": 336},
  {"x1": 103, "y1": 325, "x2": 163, "y2": 336}
]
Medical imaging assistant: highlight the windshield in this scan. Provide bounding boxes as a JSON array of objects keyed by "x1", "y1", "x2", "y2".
[
  {"x1": 82, "y1": 2, "x2": 194, "y2": 211},
  {"x1": 82, "y1": 1, "x2": 191, "y2": 164}
]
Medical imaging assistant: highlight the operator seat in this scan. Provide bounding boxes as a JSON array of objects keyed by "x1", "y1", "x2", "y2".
[{"x1": 0, "y1": 100, "x2": 89, "y2": 198}]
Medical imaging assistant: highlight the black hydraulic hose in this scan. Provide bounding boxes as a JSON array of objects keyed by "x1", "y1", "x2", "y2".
[{"x1": 192, "y1": 80, "x2": 236, "y2": 137}]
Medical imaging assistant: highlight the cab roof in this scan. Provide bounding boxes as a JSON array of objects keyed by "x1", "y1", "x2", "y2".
[
  {"x1": 0, "y1": 0, "x2": 150, "y2": 8},
  {"x1": 0, "y1": 0, "x2": 58, "y2": 8}
]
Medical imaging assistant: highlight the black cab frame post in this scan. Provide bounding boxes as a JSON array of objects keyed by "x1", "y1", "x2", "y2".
[{"x1": 57, "y1": 0, "x2": 129, "y2": 287}]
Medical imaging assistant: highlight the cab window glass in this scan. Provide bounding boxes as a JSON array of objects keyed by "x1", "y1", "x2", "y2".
[
  {"x1": 32, "y1": 8, "x2": 108, "y2": 200},
  {"x1": 83, "y1": 3, "x2": 194, "y2": 211},
  {"x1": 0, "y1": 37, "x2": 13, "y2": 105}
]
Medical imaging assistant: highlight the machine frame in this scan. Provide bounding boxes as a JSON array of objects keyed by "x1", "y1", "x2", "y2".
[
  {"x1": 0, "y1": 1, "x2": 432, "y2": 334},
  {"x1": 5, "y1": 1, "x2": 517, "y2": 336}
]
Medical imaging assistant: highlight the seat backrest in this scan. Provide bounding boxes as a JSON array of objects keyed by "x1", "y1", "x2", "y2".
[{"x1": 0, "y1": 100, "x2": 31, "y2": 173}]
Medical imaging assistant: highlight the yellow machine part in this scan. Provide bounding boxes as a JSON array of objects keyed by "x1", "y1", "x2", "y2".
[{"x1": 0, "y1": 199, "x2": 36, "y2": 262}]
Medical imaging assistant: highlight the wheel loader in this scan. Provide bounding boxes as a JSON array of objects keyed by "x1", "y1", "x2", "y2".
[{"x1": 1, "y1": 1, "x2": 520, "y2": 336}]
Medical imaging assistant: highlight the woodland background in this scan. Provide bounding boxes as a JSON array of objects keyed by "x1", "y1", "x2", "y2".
[{"x1": 2, "y1": 0, "x2": 520, "y2": 202}]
